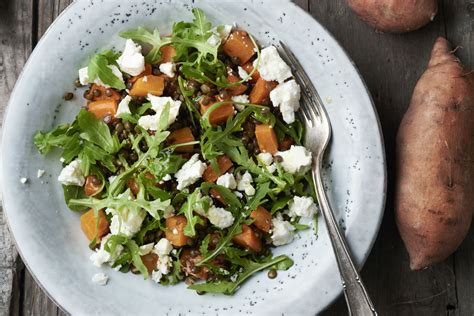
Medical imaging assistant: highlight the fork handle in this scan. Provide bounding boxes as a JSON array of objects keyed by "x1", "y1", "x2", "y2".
[{"x1": 313, "y1": 156, "x2": 377, "y2": 316}]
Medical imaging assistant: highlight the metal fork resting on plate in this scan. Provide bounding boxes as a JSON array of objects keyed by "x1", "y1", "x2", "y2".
[{"x1": 278, "y1": 42, "x2": 377, "y2": 316}]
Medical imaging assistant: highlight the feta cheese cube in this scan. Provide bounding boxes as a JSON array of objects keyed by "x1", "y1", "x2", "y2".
[
  {"x1": 208, "y1": 206, "x2": 235, "y2": 229},
  {"x1": 36, "y1": 169, "x2": 45, "y2": 178},
  {"x1": 78, "y1": 67, "x2": 89, "y2": 85},
  {"x1": 89, "y1": 234, "x2": 124, "y2": 267},
  {"x1": 139, "y1": 243, "x2": 155, "y2": 255},
  {"x1": 58, "y1": 159, "x2": 85, "y2": 186},
  {"x1": 216, "y1": 173, "x2": 237, "y2": 190},
  {"x1": 231, "y1": 94, "x2": 250, "y2": 111},
  {"x1": 20, "y1": 177, "x2": 28, "y2": 184},
  {"x1": 92, "y1": 273, "x2": 109, "y2": 286},
  {"x1": 236, "y1": 171, "x2": 255, "y2": 196},
  {"x1": 270, "y1": 79, "x2": 301, "y2": 124},
  {"x1": 288, "y1": 196, "x2": 318, "y2": 218},
  {"x1": 154, "y1": 238, "x2": 173, "y2": 256},
  {"x1": 138, "y1": 95, "x2": 181, "y2": 131},
  {"x1": 157, "y1": 254, "x2": 172, "y2": 275},
  {"x1": 116, "y1": 95, "x2": 132, "y2": 116},
  {"x1": 238, "y1": 66, "x2": 250, "y2": 82},
  {"x1": 159, "y1": 62, "x2": 176, "y2": 78},
  {"x1": 107, "y1": 206, "x2": 146, "y2": 237},
  {"x1": 78, "y1": 65, "x2": 124, "y2": 88},
  {"x1": 254, "y1": 46, "x2": 292, "y2": 84},
  {"x1": 271, "y1": 216, "x2": 295, "y2": 246},
  {"x1": 207, "y1": 34, "x2": 221, "y2": 47},
  {"x1": 175, "y1": 154, "x2": 207, "y2": 190},
  {"x1": 234, "y1": 191, "x2": 243, "y2": 198},
  {"x1": 152, "y1": 270, "x2": 163, "y2": 283},
  {"x1": 257, "y1": 152, "x2": 273, "y2": 166},
  {"x1": 277, "y1": 145, "x2": 312, "y2": 174},
  {"x1": 117, "y1": 39, "x2": 145, "y2": 76}
]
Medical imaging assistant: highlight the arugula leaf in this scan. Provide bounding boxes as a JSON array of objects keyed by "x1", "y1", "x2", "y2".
[
  {"x1": 135, "y1": 217, "x2": 162, "y2": 245},
  {"x1": 77, "y1": 110, "x2": 120, "y2": 154},
  {"x1": 88, "y1": 52, "x2": 125, "y2": 90},
  {"x1": 199, "y1": 234, "x2": 211, "y2": 256},
  {"x1": 120, "y1": 27, "x2": 173, "y2": 64},
  {"x1": 180, "y1": 189, "x2": 204, "y2": 237},
  {"x1": 189, "y1": 255, "x2": 294, "y2": 295},
  {"x1": 62, "y1": 185, "x2": 88, "y2": 211},
  {"x1": 105, "y1": 235, "x2": 149, "y2": 278},
  {"x1": 246, "y1": 182, "x2": 270, "y2": 211},
  {"x1": 270, "y1": 196, "x2": 291, "y2": 214},
  {"x1": 34, "y1": 124, "x2": 73, "y2": 155}
]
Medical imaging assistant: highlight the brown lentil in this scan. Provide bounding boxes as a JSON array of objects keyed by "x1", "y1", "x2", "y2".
[
  {"x1": 126, "y1": 81, "x2": 133, "y2": 89},
  {"x1": 267, "y1": 270, "x2": 278, "y2": 279},
  {"x1": 92, "y1": 89, "x2": 101, "y2": 97},
  {"x1": 105, "y1": 89, "x2": 113, "y2": 97},
  {"x1": 63, "y1": 92, "x2": 74, "y2": 100},
  {"x1": 74, "y1": 79, "x2": 82, "y2": 87},
  {"x1": 200, "y1": 83, "x2": 211, "y2": 94},
  {"x1": 196, "y1": 290, "x2": 206, "y2": 295},
  {"x1": 102, "y1": 115, "x2": 112, "y2": 124},
  {"x1": 84, "y1": 90, "x2": 93, "y2": 100},
  {"x1": 274, "y1": 155, "x2": 283, "y2": 163},
  {"x1": 200, "y1": 95, "x2": 211, "y2": 106}
]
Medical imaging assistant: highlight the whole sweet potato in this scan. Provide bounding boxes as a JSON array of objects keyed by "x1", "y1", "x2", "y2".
[
  {"x1": 347, "y1": 0, "x2": 437, "y2": 33},
  {"x1": 395, "y1": 37, "x2": 474, "y2": 270}
]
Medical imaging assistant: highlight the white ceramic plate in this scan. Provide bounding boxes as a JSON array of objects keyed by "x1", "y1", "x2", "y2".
[{"x1": 1, "y1": 0, "x2": 386, "y2": 315}]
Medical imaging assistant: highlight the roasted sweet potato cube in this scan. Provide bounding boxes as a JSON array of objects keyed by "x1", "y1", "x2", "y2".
[
  {"x1": 255, "y1": 124, "x2": 278, "y2": 154},
  {"x1": 200, "y1": 100, "x2": 234, "y2": 126},
  {"x1": 88, "y1": 99, "x2": 118, "y2": 119},
  {"x1": 84, "y1": 175, "x2": 103, "y2": 196},
  {"x1": 159, "y1": 45, "x2": 177, "y2": 63},
  {"x1": 279, "y1": 137, "x2": 295, "y2": 151},
  {"x1": 203, "y1": 155, "x2": 233, "y2": 183},
  {"x1": 249, "y1": 78, "x2": 278, "y2": 105},
  {"x1": 166, "y1": 215, "x2": 191, "y2": 247},
  {"x1": 223, "y1": 31, "x2": 256, "y2": 65},
  {"x1": 140, "y1": 253, "x2": 158, "y2": 275},
  {"x1": 129, "y1": 75, "x2": 165, "y2": 97},
  {"x1": 232, "y1": 224, "x2": 262, "y2": 252},
  {"x1": 250, "y1": 206, "x2": 272, "y2": 233},
  {"x1": 87, "y1": 84, "x2": 122, "y2": 102},
  {"x1": 227, "y1": 74, "x2": 248, "y2": 96},
  {"x1": 242, "y1": 62, "x2": 260, "y2": 82},
  {"x1": 129, "y1": 64, "x2": 153, "y2": 84},
  {"x1": 209, "y1": 188, "x2": 227, "y2": 206},
  {"x1": 80, "y1": 209, "x2": 109, "y2": 241},
  {"x1": 168, "y1": 127, "x2": 195, "y2": 153},
  {"x1": 126, "y1": 178, "x2": 140, "y2": 196}
]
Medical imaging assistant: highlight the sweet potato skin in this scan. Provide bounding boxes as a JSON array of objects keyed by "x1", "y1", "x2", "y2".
[
  {"x1": 395, "y1": 37, "x2": 474, "y2": 270},
  {"x1": 347, "y1": 0, "x2": 437, "y2": 33}
]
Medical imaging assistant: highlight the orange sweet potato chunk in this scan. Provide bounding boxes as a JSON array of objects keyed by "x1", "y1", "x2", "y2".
[
  {"x1": 255, "y1": 124, "x2": 278, "y2": 154},
  {"x1": 129, "y1": 75, "x2": 165, "y2": 97},
  {"x1": 129, "y1": 64, "x2": 153, "y2": 84},
  {"x1": 168, "y1": 127, "x2": 195, "y2": 153},
  {"x1": 250, "y1": 206, "x2": 272, "y2": 233},
  {"x1": 200, "y1": 101, "x2": 235, "y2": 126},
  {"x1": 249, "y1": 78, "x2": 278, "y2": 105},
  {"x1": 209, "y1": 188, "x2": 227, "y2": 206},
  {"x1": 223, "y1": 31, "x2": 256, "y2": 65},
  {"x1": 84, "y1": 175, "x2": 102, "y2": 196},
  {"x1": 232, "y1": 224, "x2": 262, "y2": 252},
  {"x1": 140, "y1": 253, "x2": 159, "y2": 275},
  {"x1": 88, "y1": 84, "x2": 122, "y2": 102},
  {"x1": 166, "y1": 215, "x2": 190, "y2": 247},
  {"x1": 88, "y1": 99, "x2": 118, "y2": 119},
  {"x1": 227, "y1": 74, "x2": 248, "y2": 96},
  {"x1": 80, "y1": 209, "x2": 109, "y2": 241},
  {"x1": 159, "y1": 45, "x2": 177, "y2": 63},
  {"x1": 203, "y1": 155, "x2": 233, "y2": 183}
]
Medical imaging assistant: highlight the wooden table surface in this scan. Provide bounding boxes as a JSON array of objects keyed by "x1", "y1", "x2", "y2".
[{"x1": 0, "y1": 0, "x2": 473, "y2": 315}]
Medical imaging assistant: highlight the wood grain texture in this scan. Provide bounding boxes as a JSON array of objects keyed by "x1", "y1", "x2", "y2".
[
  {"x1": 0, "y1": 0, "x2": 33, "y2": 315},
  {"x1": 0, "y1": 0, "x2": 472, "y2": 315}
]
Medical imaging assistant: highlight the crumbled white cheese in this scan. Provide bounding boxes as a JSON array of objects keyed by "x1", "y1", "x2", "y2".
[
  {"x1": 236, "y1": 171, "x2": 255, "y2": 196},
  {"x1": 106, "y1": 205, "x2": 146, "y2": 237},
  {"x1": 277, "y1": 145, "x2": 312, "y2": 174},
  {"x1": 175, "y1": 154, "x2": 207, "y2": 190},
  {"x1": 92, "y1": 273, "x2": 109, "y2": 286},
  {"x1": 19, "y1": 177, "x2": 28, "y2": 184},
  {"x1": 267, "y1": 164, "x2": 277, "y2": 174},
  {"x1": 208, "y1": 206, "x2": 235, "y2": 229},
  {"x1": 117, "y1": 39, "x2": 145, "y2": 76},
  {"x1": 154, "y1": 238, "x2": 173, "y2": 256},
  {"x1": 257, "y1": 152, "x2": 273, "y2": 166},
  {"x1": 138, "y1": 95, "x2": 181, "y2": 131},
  {"x1": 238, "y1": 66, "x2": 250, "y2": 82},
  {"x1": 108, "y1": 175, "x2": 117, "y2": 184},
  {"x1": 36, "y1": 169, "x2": 45, "y2": 178},
  {"x1": 152, "y1": 270, "x2": 163, "y2": 283},
  {"x1": 89, "y1": 234, "x2": 124, "y2": 267},
  {"x1": 116, "y1": 95, "x2": 132, "y2": 116},
  {"x1": 271, "y1": 215, "x2": 295, "y2": 246},
  {"x1": 270, "y1": 79, "x2": 301, "y2": 124},
  {"x1": 288, "y1": 196, "x2": 318, "y2": 218},
  {"x1": 157, "y1": 254, "x2": 172, "y2": 275},
  {"x1": 234, "y1": 191, "x2": 243, "y2": 198},
  {"x1": 207, "y1": 34, "x2": 221, "y2": 47},
  {"x1": 78, "y1": 65, "x2": 124, "y2": 88},
  {"x1": 139, "y1": 243, "x2": 155, "y2": 255},
  {"x1": 216, "y1": 173, "x2": 237, "y2": 190},
  {"x1": 161, "y1": 174, "x2": 172, "y2": 182},
  {"x1": 58, "y1": 159, "x2": 85, "y2": 186},
  {"x1": 163, "y1": 205, "x2": 175, "y2": 219},
  {"x1": 159, "y1": 62, "x2": 176, "y2": 78},
  {"x1": 60, "y1": 157, "x2": 66, "y2": 163},
  {"x1": 254, "y1": 46, "x2": 292, "y2": 83},
  {"x1": 231, "y1": 94, "x2": 250, "y2": 111}
]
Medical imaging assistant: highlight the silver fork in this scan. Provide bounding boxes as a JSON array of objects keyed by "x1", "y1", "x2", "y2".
[{"x1": 279, "y1": 41, "x2": 377, "y2": 316}]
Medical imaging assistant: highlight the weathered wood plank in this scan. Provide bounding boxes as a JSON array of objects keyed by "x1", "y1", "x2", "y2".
[
  {"x1": 308, "y1": 0, "x2": 459, "y2": 315},
  {"x1": 0, "y1": 0, "x2": 33, "y2": 315}
]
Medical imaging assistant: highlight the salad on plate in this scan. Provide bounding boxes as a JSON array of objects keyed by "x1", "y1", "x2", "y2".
[{"x1": 33, "y1": 8, "x2": 318, "y2": 295}]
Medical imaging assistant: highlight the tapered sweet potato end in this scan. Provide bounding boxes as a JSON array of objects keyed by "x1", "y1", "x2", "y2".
[{"x1": 428, "y1": 37, "x2": 458, "y2": 68}]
